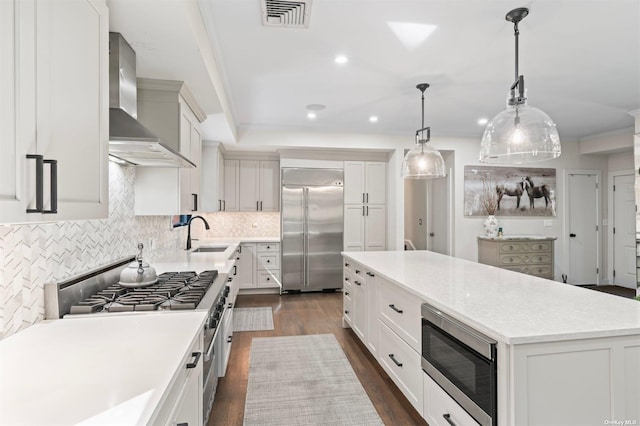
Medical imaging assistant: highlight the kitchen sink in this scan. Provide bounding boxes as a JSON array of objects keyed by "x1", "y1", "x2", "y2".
[{"x1": 192, "y1": 246, "x2": 228, "y2": 253}]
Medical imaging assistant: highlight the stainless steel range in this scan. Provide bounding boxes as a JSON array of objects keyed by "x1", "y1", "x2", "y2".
[{"x1": 44, "y1": 256, "x2": 233, "y2": 425}]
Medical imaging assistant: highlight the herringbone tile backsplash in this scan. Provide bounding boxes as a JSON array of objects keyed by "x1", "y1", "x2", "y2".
[{"x1": 0, "y1": 163, "x2": 187, "y2": 339}]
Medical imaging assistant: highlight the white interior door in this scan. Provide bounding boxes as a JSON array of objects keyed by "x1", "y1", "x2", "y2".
[
  {"x1": 613, "y1": 173, "x2": 636, "y2": 288},
  {"x1": 567, "y1": 173, "x2": 599, "y2": 285},
  {"x1": 427, "y1": 165, "x2": 452, "y2": 255},
  {"x1": 404, "y1": 179, "x2": 427, "y2": 250}
]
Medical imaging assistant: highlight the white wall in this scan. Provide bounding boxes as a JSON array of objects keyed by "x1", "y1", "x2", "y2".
[{"x1": 235, "y1": 127, "x2": 621, "y2": 283}]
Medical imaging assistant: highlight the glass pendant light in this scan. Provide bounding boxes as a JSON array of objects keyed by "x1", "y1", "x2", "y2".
[
  {"x1": 479, "y1": 7, "x2": 561, "y2": 164},
  {"x1": 402, "y1": 83, "x2": 446, "y2": 179}
]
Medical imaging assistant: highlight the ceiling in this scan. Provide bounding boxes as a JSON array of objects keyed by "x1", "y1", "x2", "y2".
[{"x1": 109, "y1": 0, "x2": 639, "y2": 143}]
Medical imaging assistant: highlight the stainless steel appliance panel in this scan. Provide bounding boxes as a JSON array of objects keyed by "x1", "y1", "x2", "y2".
[
  {"x1": 306, "y1": 185, "x2": 344, "y2": 290},
  {"x1": 281, "y1": 168, "x2": 343, "y2": 291},
  {"x1": 281, "y1": 186, "x2": 305, "y2": 290}
]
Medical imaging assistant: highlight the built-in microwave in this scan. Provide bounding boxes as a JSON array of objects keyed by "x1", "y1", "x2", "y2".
[{"x1": 421, "y1": 302, "x2": 497, "y2": 426}]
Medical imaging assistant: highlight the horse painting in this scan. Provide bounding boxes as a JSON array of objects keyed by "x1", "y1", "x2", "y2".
[
  {"x1": 524, "y1": 176, "x2": 551, "y2": 209},
  {"x1": 496, "y1": 179, "x2": 527, "y2": 210}
]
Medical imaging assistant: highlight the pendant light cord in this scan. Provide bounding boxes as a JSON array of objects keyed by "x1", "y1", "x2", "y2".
[{"x1": 514, "y1": 21, "x2": 519, "y2": 82}]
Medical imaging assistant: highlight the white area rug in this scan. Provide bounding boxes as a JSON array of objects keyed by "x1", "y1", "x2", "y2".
[
  {"x1": 243, "y1": 334, "x2": 383, "y2": 426},
  {"x1": 233, "y1": 307, "x2": 275, "y2": 332}
]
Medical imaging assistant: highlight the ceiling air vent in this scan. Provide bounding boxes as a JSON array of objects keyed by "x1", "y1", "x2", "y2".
[{"x1": 260, "y1": 0, "x2": 312, "y2": 28}]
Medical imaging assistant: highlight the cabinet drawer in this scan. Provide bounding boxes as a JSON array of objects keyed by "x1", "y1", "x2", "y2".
[
  {"x1": 499, "y1": 242, "x2": 523, "y2": 253},
  {"x1": 257, "y1": 270, "x2": 280, "y2": 287},
  {"x1": 378, "y1": 320, "x2": 423, "y2": 415},
  {"x1": 344, "y1": 271, "x2": 354, "y2": 288},
  {"x1": 524, "y1": 241, "x2": 552, "y2": 252},
  {"x1": 423, "y1": 372, "x2": 480, "y2": 426},
  {"x1": 344, "y1": 259, "x2": 355, "y2": 274},
  {"x1": 343, "y1": 278, "x2": 353, "y2": 298},
  {"x1": 504, "y1": 265, "x2": 553, "y2": 278},
  {"x1": 343, "y1": 297, "x2": 353, "y2": 325},
  {"x1": 257, "y1": 254, "x2": 279, "y2": 270},
  {"x1": 257, "y1": 242, "x2": 280, "y2": 253},
  {"x1": 378, "y1": 278, "x2": 422, "y2": 352}
]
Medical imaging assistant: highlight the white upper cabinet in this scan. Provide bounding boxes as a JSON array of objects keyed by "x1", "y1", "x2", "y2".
[
  {"x1": 223, "y1": 159, "x2": 239, "y2": 212},
  {"x1": 0, "y1": 0, "x2": 109, "y2": 223},
  {"x1": 200, "y1": 142, "x2": 225, "y2": 212},
  {"x1": 226, "y1": 158, "x2": 279, "y2": 212},
  {"x1": 344, "y1": 161, "x2": 386, "y2": 205},
  {"x1": 134, "y1": 79, "x2": 205, "y2": 215}
]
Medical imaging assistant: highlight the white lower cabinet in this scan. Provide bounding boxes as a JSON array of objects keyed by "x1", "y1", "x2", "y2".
[
  {"x1": 423, "y1": 372, "x2": 479, "y2": 426},
  {"x1": 238, "y1": 242, "x2": 281, "y2": 290},
  {"x1": 378, "y1": 320, "x2": 423, "y2": 415},
  {"x1": 158, "y1": 332, "x2": 204, "y2": 426},
  {"x1": 216, "y1": 308, "x2": 233, "y2": 378}
]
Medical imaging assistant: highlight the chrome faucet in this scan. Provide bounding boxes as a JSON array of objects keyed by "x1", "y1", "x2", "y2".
[{"x1": 186, "y1": 215, "x2": 210, "y2": 250}]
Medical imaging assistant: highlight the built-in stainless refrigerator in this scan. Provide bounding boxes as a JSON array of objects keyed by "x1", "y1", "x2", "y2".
[{"x1": 281, "y1": 168, "x2": 344, "y2": 291}]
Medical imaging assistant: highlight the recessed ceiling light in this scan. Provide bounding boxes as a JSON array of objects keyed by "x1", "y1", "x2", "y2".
[
  {"x1": 306, "y1": 104, "x2": 326, "y2": 111},
  {"x1": 369, "y1": 116, "x2": 378, "y2": 123},
  {"x1": 307, "y1": 112, "x2": 317, "y2": 119},
  {"x1": 334, "y1": 55, "x2": 348, "y2": 65},
  {"x1": 477, "y1": 118, "x2": 489, "y2": 125}
]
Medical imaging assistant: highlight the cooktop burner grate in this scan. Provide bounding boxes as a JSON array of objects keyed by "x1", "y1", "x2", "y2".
[{"x1": 68, "y1": 270, "x2": 218, "y2": 315}]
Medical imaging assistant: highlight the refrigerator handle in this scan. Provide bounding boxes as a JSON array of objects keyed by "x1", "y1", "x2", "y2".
[{"x1": 304, "y1": 187, "x2": 309, "y2": 287}]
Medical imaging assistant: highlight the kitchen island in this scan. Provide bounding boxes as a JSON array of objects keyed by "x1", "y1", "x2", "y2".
[
  {"x1": 0, "y1": 311, "x2": 207, "y2": 425},
  {"x1": 342, "y1": 250, "x2": 640, "y2": 426}
]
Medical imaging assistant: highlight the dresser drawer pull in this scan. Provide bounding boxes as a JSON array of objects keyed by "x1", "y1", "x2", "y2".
[
  {"x1": 355, "y1": 281, "x2": 361, "y2": 286},
  {"x1": 266, "y1": 259, "x2": 271, "y2": 263},
  {"x1": 508, "y1": 245, "x2": 514, "y2": 250},
  {"x1": 443, "y1": 413, "x2": 456, "y2": 426},
  {"x1": 388, "y1": 304, "x2": 403, "y2": 314},
  {"x1": 267, "y1": 245, "x2": 271, "y2": 249},
  {"x1": 538, "y1": 244, "x2": 543, "y2": 249},
  {"x1": 366, "y1": 272, "x2": 375, "y2": 277},
  {"x1": 509, "y1": 257, "x2": 513, "y2": 262},
  {"x1": 388, "y1": 353, "x2": 403, "y2": 367}
]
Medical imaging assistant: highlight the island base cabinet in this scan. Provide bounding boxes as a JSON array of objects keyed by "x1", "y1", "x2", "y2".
[
  {"x1": 377, "y1": 320, "x2": 423, "y2": 415},
  {"x1": 511, "y1": 335, "x2": 640, "y2": 426},
  {"x1": 423, "y1": 372, "x2": 480, "y2": 426}
]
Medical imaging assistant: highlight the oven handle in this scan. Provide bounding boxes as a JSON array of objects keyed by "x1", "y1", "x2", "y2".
[{"x1": 421, "y1": 303, "x2": 496, "y2": 361}]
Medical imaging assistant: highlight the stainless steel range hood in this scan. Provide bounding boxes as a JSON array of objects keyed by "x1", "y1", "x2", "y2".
[{"x1": 108, "y1": 32, "x2": 195, "y2": 168}]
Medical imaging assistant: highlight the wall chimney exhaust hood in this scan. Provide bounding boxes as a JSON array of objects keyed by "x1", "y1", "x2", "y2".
[{"x1": 108, "y1": 32, "x2": 195, "y2": 168}]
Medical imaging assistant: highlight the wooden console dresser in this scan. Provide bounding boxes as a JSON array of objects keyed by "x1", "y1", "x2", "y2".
[{"x1": 478, "y1": 236, "x2": 557, "y2": 279}]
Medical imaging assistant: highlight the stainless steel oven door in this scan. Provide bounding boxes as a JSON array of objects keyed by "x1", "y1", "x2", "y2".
[{"x1": 421, "y1": 303, "x2": 497, "y2": 426}]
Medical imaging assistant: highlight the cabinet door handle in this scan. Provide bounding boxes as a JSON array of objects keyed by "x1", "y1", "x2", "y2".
[
  {"x1": 344, "y1": 310, "x2": 349, "y2": 314},
  {"x1": 267, "y1": 245, "x2": 270, "y2": 249},
  {"x1": 354, "y1": 281, "x2": 361, "y2": 286},
  {"x1": 389, "y1": 304, "x2": 403, "y2": 314},
  {"x1": 227, "y1": 277, "x2": 232, "y2": 282},
  {"x1": 366, "y1": 193, "x2": 369, "y2": 203},
  {"x1": 266, "y1": 259, "x2": 271, "y2": 263},
  {"x1": 362, "y1": 193, "x2": 365, "y2": 203},
  {"x1": 366, "y1": 272, "x2": 375, "y2": 277},
  {"x1": 344, "y1": 291, "x2": 349, "y2": 296},
  {"x1": 233, "y1": 265, "x2": 237, "y2": 276},
  {"x1": 227, "y1": 336, "x2": 233, "y2": 343},
  {"x1": 442, "y1": 413, "x2": 456, "y2": 426},
  {"x1": 257, "y1": 201, "x2": 259, "y2": 211},
  {"x1": 345, "y1": 277, "x2": 350, "y2": 281},
  {"x1": 186, "y1": 351, "x2": 201, "y2": 369},
  {"x1": 345, "y1": 262, "x2": 349, "y2": 267},
  {"x1": 362, "y1": 206, "x2": 365, "y2": 216},
  {"x1": 26, "y1": 155, "x2": 44, "y2": 213},
  {"x1": 192, "y1": 193, "x2": 198, "y2": 211},
  {"x1": 260, "y1": 201, "x2": 263, "y2": 211},
  {"x1": 42, "y1": 159, "x2": 58, "y2": 214},
  {"x1": 266, "y1": 277, "x2": 270, "y2": 281},
  {"x1": 366, "y1": 206, "x2": 369, "y2": 216},
  {"x1": 223, "y1": 200, "x2": 226, "y2": 211},
  {"x1": 388, "y1": 353, "x2": 403, "y2": 367}
]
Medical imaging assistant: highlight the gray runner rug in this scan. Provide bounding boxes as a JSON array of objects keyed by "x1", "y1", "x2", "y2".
[
  {"x1": 233, "y1": 307, "x2": 275, "y2": 332},
  {"x1": 243, "y1": 334, "x2": 384, "y2": 426}
]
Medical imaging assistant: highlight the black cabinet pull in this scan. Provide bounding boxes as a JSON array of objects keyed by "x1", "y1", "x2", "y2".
[
  {"x1": 366, "y1": 206, "x2": 369, "y2": 216},
  {"x1": 442, "y1": 413, "x2": 456, "y2": 426},
  {"x1": 344, "y1": 291, "x2": 349, "y2": 296},
  {"x1": 345, "y1": 277, "x2": 350, "y2": 281},
  {"x1": 345, "y1": 262, "x2": 349, "y2": 267},
  {"x1": 569, "y1": 233, "x2": 576, "y2": 237},
  {"x1": 362, "y1": 206, "x2": 365, "y2": 216},
  {"x1": 227, "y1": 336, "x2": 232, "y2": 343},
  {"x1": 267, "y1": 245, "x2": 270, "y2": 249},
  {"x1": 256, "y1": 201, "x2": 259, "y2": 211},
  {"x1": 344, "y1": 310, "x2": 349, "y2": 314},
  {"x1": 192, "y1": 193, "x2": 198, "y2": 211},
  {"x1": 354, "y1": 281, "x2": 361, "y2": 286},
  {"x1": 266, "y1": 277, "x2": 270, "y2": 281},
  {"x1": 233, "y1": 265, "x2": 237, "y2": 276},
  {"x1": 366, "y1": 193, "x2": 369, "y2": 203},
  {"x1": 260, "y1": 201, "x2": 263, "y2": 211},
  {"x1": 366, "y1": 272, "x2": 375, "y2": 277},
  {"x1": 223, "y1": 200, "x2": 226, "y2": 211},
  {"x1": 177, "y1": 423, "x2": 188, "y2": 426},
  {"x1": 267, "y1": 259, "x2": 271, "y2": 263},
  {"x1": 355, "y1": 269, "x2": 360, "y2": 274},
  {"x1": 218, "y1": 199, "x2": 222, "y2": 211},
  {"x1": 26, "y1": 155, "x2": 44, "y2": 213},
  {"x1": 362, "y1": 193, "x2": 365, "y2": 203},
  {"x1": 186, "y1": 352, "x2": 201, "y2": 369},
  {"x1": 43, "y1": 159, "x2": 57, "y2": 214},
  {"x1": 227, "y1": 277, "x2": 232, "y2": 282},
  {"x1": 388, "y1": 353, "x2": 403, "y2": 367},
  {"x1": 389, "y1": 304, "x2": 403, "y2": 314}
]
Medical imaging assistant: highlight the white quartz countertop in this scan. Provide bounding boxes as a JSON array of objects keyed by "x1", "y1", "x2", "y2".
[
  {"x1": 0, "y1": 311, "x2": 207, "y2": 425},
  {"x1": 342, "y1": 250, "x2": 640, "y2": 344},
  {"x1": 153, "y1": 237, "x2": 280, "y2": 275}
]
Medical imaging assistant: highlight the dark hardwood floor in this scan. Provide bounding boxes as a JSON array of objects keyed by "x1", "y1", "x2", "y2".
[
  {"x1": 208, "y1": 292, "x2": 427, "y2": 426},
  {"x1": 580, "y1": 284, "x2": 637, "y2": 299}
]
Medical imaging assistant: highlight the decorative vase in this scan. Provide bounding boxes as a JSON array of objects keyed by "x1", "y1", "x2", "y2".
[{"x1": 483, "y1": 215, "x2": 499, "y2": 237}]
